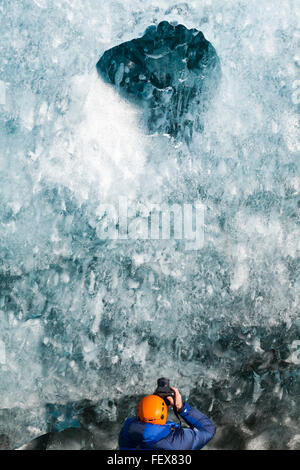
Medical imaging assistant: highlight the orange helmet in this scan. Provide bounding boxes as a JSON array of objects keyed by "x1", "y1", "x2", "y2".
[{"x1": 137, "y1": 395, "x2": 167, "y2": 425}]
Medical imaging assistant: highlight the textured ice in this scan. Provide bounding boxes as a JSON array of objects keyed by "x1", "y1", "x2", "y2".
[{"x1": 0, "y1": 0, "x2": 299, "y2": 450}]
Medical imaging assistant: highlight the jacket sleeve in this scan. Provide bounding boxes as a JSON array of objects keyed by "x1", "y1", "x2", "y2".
[
  {"x1": 149, "y1": 403, "x2": 216, "y2": 451},
  {"x1": 179, "y1": 403, "x2": 216, "y2": 449}
]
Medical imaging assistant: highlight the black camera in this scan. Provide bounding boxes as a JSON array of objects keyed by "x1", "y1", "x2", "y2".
[{"x1": 154, "y1": 377, "x2": 175, "y2": 407}]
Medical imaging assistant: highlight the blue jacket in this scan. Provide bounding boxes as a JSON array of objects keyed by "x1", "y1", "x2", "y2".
[{"x1": 119, "y1": 403, "x2": 216, "y2": 450}]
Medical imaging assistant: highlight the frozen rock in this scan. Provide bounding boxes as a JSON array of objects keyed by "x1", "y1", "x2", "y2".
[{"x1": 97, "y1": 21, "x2": 221, "y2": 141}]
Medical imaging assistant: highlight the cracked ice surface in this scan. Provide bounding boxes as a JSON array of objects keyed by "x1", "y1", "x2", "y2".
[{"x1": 0, "y1": 0, "x2": 299, "y2": 449}]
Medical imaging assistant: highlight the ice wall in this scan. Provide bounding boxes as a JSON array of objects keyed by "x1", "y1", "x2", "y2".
[{"x1": 0, "y1": 0, "x2": 299, "y2": 449}]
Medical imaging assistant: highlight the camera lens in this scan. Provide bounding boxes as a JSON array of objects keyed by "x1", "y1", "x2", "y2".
[{"x1": 157, "y1": 377, "x2": 169, "y2": 388}]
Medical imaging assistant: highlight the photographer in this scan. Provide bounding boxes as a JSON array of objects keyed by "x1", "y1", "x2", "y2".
[{"x1": 119, "y1": 380, "x2": 216, "y2": 450}]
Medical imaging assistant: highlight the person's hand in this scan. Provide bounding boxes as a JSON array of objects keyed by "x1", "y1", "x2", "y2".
[{"x1": 166, "y1": 386, "x2": 183, "y2": 412}]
